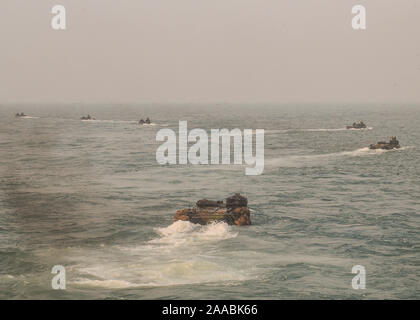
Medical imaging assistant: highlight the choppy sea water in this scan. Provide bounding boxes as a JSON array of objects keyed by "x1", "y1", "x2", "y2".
[{"x1": 0, "y1": 104, "x2": 419, "y2": 299}]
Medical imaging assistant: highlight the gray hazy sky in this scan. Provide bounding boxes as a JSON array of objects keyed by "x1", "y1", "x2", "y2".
[{"x1": 0, "y1": 0, "x2": 419, "y2": 104}]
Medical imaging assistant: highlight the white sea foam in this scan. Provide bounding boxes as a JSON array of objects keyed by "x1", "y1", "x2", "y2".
[
  {"x1": 302, "y1": 127, "x2": 373, "y2": 132},
  {"x1": 337, "y1": 146, "x2": 413, "y2": 156},
  {"x1": 72, "y1": 278, "x2": 136, "y2": 289},
  {"x1": 78, "y1": 119, "x2": 163, "y2": 126},
  {"x1": 265, "y1": 127, "x2": 373, "y2": 134},
  {"x1": 81, "y1": 119, "x2": 138, "y2": 123},
  {"x1": 151, "y1": 220, "x2": 238, "y2": 245},
  {"x1": 69, "y1": 221, "x2": 247, "y2": 289},
  {"x1": 72, "y1": 258, "x2": 251, "y2": 288},
  {"x1": 266, "y1": 146, "x2": 412, "y2": 167},
  {"x1": 336, "y1": 147, "x2": 385, "y2": 156}
]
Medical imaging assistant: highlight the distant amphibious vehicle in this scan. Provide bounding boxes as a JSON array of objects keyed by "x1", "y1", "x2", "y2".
[
  {"x1": 15, "y1": 113, "x2": 27, "y2": 117},
  {"x1": 369, "y1": 136, "x2": 400, "y2": 150},
  {"x1": 80, "y1": 115, "x2": 95, "y2": 120},
  {"x1": 346, "y1": 121, "x2": 367, "y2": 129},
  {"x1": 139, "y1": 117, "x2": 151, "y2": 125}
]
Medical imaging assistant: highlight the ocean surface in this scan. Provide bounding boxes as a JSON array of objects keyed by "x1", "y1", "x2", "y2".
[{"x1": 0, "y1": 104, "x2": 419, "y2": 299}]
